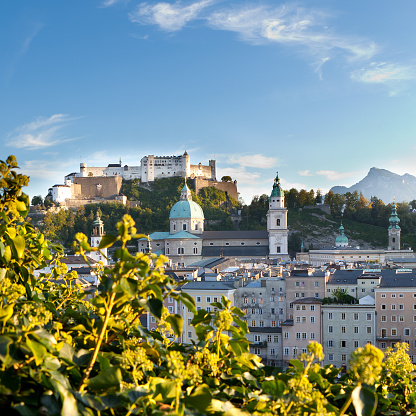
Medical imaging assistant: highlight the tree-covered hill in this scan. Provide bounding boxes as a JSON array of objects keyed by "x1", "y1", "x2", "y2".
[{"x1": 37, "y1": 177, "x2": 240, "y2": 247}]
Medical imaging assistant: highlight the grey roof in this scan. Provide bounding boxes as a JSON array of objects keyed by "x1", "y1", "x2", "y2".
[
  {"x1": 246, "y1": 281, "x2": 262, "y2": 288},
  {"x1": 181, "y1": 281, "x2": 235, "y2": 290},
  {"x1": 202, "y1": 230, "x2": 269, "y2": 240},
  {"x1": 188, "y1": 258, "x2": 228, "y2": 268},
  {"x1": 202, "y1": 245, "x2": 269, "y2": 257},
  {"x1": 60, "y1": 255, "x2": 96, "y2": 265},
  {"x1": 328, "y1": 269, "x2": 416, "y2": 287},
  {"x1": 282, "y1": 319, "x2": 294, "y2": 326},
  {"x1": 248, "y1": 327, "x2": 282, "y2": 333}
]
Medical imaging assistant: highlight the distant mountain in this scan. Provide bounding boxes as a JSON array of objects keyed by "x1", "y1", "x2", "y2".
[{"x1": 330, "y1": 167, "x2": 416, "y2": 203}]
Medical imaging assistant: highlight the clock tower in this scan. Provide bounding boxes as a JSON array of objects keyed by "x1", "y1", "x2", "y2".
[{"x1": 267, "y1": 171, "x2": 289, "y2": 261}]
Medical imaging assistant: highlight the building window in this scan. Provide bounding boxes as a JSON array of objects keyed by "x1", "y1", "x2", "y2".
[
  {"x1": 391, "y1": 316, "x2": 397, "y2": 322},
  {"x1": 206, "y1": 296, "x2": 211, "y2": 303},
  {"x1": 271, "y1": 320, "x2": 276, "y2": 327},
  {"x1": 381, "y1": 294, "x2": 386, "y2": 298},
  {"x1": 254, "y1": 335, "x2": 261, "y2": 342},
  {"x1": 284, "y1": 348, "x2": 289, "y2": 355},
  {"x1": 302, "y1": 332, "x2": 307, "y2": 339},
  {"x1": 310, "y1": 332, "x2": 315, "y2": 339},
  {"x1": 381, "y1": 304, "x2": 386, "y2": 310},
  {"x1": 341, "y1": 354, "x2": 347, "y2": 362},
  {"x1": 259, "y1": 321, "x2": 264, "y2": 327},
  {"x1": 254, "y1": 348, "x2": 261, "y2": 355},
  {"x1": 391, "y1": 304, "x2": 396, "y2": 310},
  {"x1": 177, "y1": 247, "x2": 184, "y2": 255},
  {"x1": 381, "y1": 315, "x2": 387, "y2": 322},
  {"x1": 341, "y1": 326, "x2": 346, "y2": 333},
  {"x1": 381, "y1": 342, "x2": 386, "y2": 349},
  {"x1": 289, "y1": 302, "x2": 293, "y2": 309},
  {"x1": 196, "y1": 297, "x2": 201, "y2": 303},
  {"x1": 296, "y1": 305, "x2": 301, "y2": 311},
  {"x1": 251, "y1": 320, "x2": 256, "y2": 327},
  {"x1": 328, "y1": 340, "x2": 333, "y2": 347},
  {"x1": 366, "y1": 313, "x2": 372, "y2": 321},
  {"x1": 354, "y1": 313, "x2": 359, "y2": 320},
  {"x1": 404, "y1": 328, "x2": 411, "y2": 336},
  {"x1": 399, "y1": 304, "x2": 404, "y2": 310},
  {"x1": 274, "y1": 335, "x2": 279, "y2": 342},
  {"x1": 284, "y1": 332, "x2": 289, "y2": 339},
  {"x1": 354, "y1": 340, "x2": 359, "y2": 348},
  {"x1": 310, "y1": 316, "x2": 315, "y2": 323},
  {"x1": 183, "y1": 223, "x2": 187, "y2": 231},
  {"x1": 310, "y1": 305, "x2": 315, "y2": 311},
  {"x1": 166, "y1": 248, "x2": 170, "y2": 255},
  {"x1": 314, "y1": 281, "x2": 319, "y2": 287},
  {"x1": 296, "y1": 332, "x2": 301, "y2": 339},
  {"x1": 328, "y1": 313, "x2": 333, "y2": 320},
  {"x1": 188, "y1": 331, "x2": 192, "y2": 339},
  {"x1": 173, "y1": 224, "x2": 176, "y2": 231},
  {"x1": 341, "y1": 340, "x2": 347, "y2": 348},
  {"x1": 267, "y1": 335, "x2": 272, "y2": 342},
  {"x1": 399, "y1": 315, "x2": 404, "y2": 322},
  {"x1": 391, "y1": 328, "x2": 397, "y2": 336},
  {"x1": 354, "y1": 326, "x2": 359, "y2": 334},
  {"x1": 276, "y1": 219, "x2": 280, "y2": 226},
  {"x1": 270, "y1": 348, "x2": 275, "y2": 355},
  {"x1": 391, "y1": 294, "x2": 396, "y2": 298},
  {"x1": 367, "y1": 327, "x2": 372, "y2": 334},
  {"x1": 243, "y1": 297, "x2": 248, "y2": 304},
  {"x1": 341, "y1": 313, "x2": 346, "y2": 320},
  {"x1": 328, "y1": 326, "x2": 333, "y2": 333},
  {"x1": 328, "y1": 354, "x2": 334, "y2": 361}
]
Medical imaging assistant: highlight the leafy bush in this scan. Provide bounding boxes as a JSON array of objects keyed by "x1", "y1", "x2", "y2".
[{"x1": 1, "y1": 155, "x2": 416, "y2": 415}]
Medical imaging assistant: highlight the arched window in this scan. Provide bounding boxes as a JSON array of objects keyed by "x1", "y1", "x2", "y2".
[{"x1": 276, "y1": 219, "x2": 280, "y2": 226}]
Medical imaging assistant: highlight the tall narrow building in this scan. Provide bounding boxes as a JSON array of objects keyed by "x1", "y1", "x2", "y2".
[
  {"x1": 267, "y1": 171, "x2": 289, "y2": 261},
  {"x1": 89, "y1": 214, "x2": 108, "y2": 265},
  {"x1": 388, "y1": 201, "x2": 401, "y2": 251}
]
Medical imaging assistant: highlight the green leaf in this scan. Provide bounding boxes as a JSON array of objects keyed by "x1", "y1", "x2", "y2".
[
  {"x1": 13, "y1": 235, "x2": 25, "y2": 259},
  {"x1": 26, "y1": 337, "x2": 47, "y2": 366},
  {"x1": 166, "y1": 314, "x2": 183, "y2": 336},
  {"x1": 147, "y1": 298, "x2": 163, "y2": 319},
  {"x1": 351, "y1": 385, "x2": 378, "y2": 416},
  {"x1": 185, "y1": 384, "x2": 213, "y2": 412},
  {"x1": 86, "y1": 366, "x2": 122, "y2": 391},
  {"x1": 98, "y1": 234, "x2": 118, "y2": 249}
]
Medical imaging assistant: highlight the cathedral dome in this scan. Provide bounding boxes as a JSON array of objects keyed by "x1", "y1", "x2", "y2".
[
  {"x1": 335, "y1": 222, "x2": 348, "y2": 247},
  {"x1": 169, "y1": 200, "x2": 204, "y2": 219}
]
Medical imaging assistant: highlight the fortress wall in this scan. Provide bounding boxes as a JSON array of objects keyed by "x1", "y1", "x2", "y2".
[
  {"x1": 190, "y1": 164, "x2": 213, "y2": 180},
  {"x1": 194, "y1": 178, "x2": 239, "y2": 202},
  {"x1": 72, "y1": 176, "x2": 123, "y2": 199}
]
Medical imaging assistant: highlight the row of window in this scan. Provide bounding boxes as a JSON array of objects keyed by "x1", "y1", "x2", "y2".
[
  {"x1": 253, "y1": 347, "x2": 278, "y2": 355},
  {"x1": 380, "y1": 304, "x2": 413, "y2": 310},
  {"x1": 296, "y1": 305, "x2": 315, "y2": 311},
  {"x1": 294, "y1": 292, "x2": 320, "y2": 298},
  {"x1": 327, "y1": 312, "x2": 372, "y2": 320},
  {"x1": 195, "y1": 296, "x2": 219, "y2": 303},
  {"x1": 295, "y1": 316, "x2": 315, "y2": 323},
  {"x1": 254, "y1": 335, "x2": 279, "y2": 343},
  {"x1": 379, "y1": 328, "x2": 415, "y2": 337},
  {"x1": 380, "y1": 293, "x2": 414, "y2": 298},
  {"x1": 294, "y1": 281, "x2": 319, "y2": 287},
  {"x1": 243, "y1": 296, "x2": 284, "y2": 303},
  {"x1": 165, "y1": 247, "x2": 198, "y2": 255},
  {"x1": 243, "y1": 308, "x2": 284, "y2": 315},
  {"x1": 295, "y1": 332, "x2": 316, "y2": 340},
  {"x1": 251, "y1": 320, "x2": 278, "y2": 327},
  {"x1": 328, "y1": 325, "x2": 372, "y2": 334}
]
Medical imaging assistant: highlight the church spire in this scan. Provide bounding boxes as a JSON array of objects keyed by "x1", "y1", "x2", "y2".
[
  {"x1": 270, "y1": 171, "x2": 283, "y2": 198},
  {"x1": 388, "y1": 201, "x2": 401, "y2": 230},
  {"x1": 180, "y1": 181, "x2": 192, "y2": 201}
]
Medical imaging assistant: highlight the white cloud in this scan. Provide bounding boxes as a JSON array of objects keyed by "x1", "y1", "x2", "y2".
[
  {"x1": 298, "y1": 170, "x2": 313, "y2": 176},
  {"x1": 217, "y1": 166, "x2": 260, "y2": 184},
  {"x1": 129, "y1": 0, "x2": 215, "y2": 32},
  {"x1": 206, "y1": 5, "x2": 377, "y2": 60},
  {"x1": 6, "y1": 114, "x2": 80, "y2": 150},
  {"x1": 351, "y1": 62, "x2": 415, "y2": 83},
  {"x1": 316, "y1": 170, "x2": 360, "y2": 181},
  {"x1": 280, "y1": 178, "x2": 307, "y2": 190},
  {"x1": 102, "y1": 0, "x2": 124, "y2": 6},
  {"x1": 227, "y1": 154, "x2": 277, "y2": 169}
]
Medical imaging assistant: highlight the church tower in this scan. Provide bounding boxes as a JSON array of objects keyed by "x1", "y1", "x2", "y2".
[
  {"x1": 388, "y1": 201, "x2": 401, "y2": 251},
  {"x1": 267, "y1": 171, "x2": 289, "y2": 261},
  {"x1": 89, "y1": 214, "x2": 108, "y2": 265},
  {"x1": 335, "y1": 220, "x2": 349, "y2": 248}
]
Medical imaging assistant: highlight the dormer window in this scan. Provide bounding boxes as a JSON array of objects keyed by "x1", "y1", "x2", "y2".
[
  {"x1": 173, "y1": 224, "x2": 176, "y2": 231},
  {"x1": 183, "y1": 223, "x2": 187, "y2": 231}
]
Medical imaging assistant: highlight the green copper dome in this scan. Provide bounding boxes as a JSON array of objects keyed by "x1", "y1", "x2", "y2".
[
  {"x1": 270, "y1": 171, "x2": 283, "y2": 198},
  {"x1": 93, "y1": 215, "x2": 103, "y2": 226},
  {"x1": 169, "y1": 200, "x2": 204, "y2": 219},
  {"x1": 335, "y1": 221, "x2": 349, "y2": 246},
  {"x1": 388, "y1": 202, "x2": 401, "y2": 230}
]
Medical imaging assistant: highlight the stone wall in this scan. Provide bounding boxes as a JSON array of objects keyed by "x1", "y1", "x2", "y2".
[
  {"x1": 72, "y1": 176, "x2": 123, "y2": 199},
  {"x1": 194, "y1": 178, "x2": 239, "y2": 201}
]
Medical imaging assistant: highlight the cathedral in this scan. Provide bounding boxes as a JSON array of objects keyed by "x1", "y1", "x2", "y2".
[{"x1": 138, "y1": 172, "x2": 290, "y2": 266}]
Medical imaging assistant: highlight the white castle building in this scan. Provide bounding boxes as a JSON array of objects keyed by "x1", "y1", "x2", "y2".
[
  {"x1": 49, "y1": 152, "x2": 217, "y2": 206},
  {"x1": 138, "y1": 172, "x2": 290, "y2": 266},
  {"x1": 73, "y1": 152, "x2": 216, "y2": 182}
]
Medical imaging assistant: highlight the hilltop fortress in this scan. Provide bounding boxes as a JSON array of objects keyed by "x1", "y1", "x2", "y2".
[{"x1": 48, "y1": 152, "x2": 238, "y2": 207}]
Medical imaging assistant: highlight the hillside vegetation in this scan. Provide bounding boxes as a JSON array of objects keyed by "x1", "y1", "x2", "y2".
[{"x1": 39, "y1": 177, "x2": 239, "y2": 247}]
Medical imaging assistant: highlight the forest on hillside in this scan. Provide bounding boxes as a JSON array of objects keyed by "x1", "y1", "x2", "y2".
[
  {"x1": 33, "y1": 181, "x2": 416, "y2": 252},
  {"x1": 35, "y1": 178, "x2": 240, "y2": 247}
]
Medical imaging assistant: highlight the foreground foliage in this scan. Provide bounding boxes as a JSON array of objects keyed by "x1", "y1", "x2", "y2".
[{"x1": 1, "y1": 155, "x2": 416, "y2": 415}]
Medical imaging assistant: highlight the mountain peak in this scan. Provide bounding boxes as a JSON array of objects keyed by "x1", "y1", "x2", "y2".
[{"x1": 330, "y1": 168, "x2": 416, "y2": 203}]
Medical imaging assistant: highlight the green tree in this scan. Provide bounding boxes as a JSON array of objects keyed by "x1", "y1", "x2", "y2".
[
  {"x1": 31, "y1": 195, "x2": 43, "y2": 206},
  {"x1": 221, "y1": 175, "x2": 232, "y2": 182}
]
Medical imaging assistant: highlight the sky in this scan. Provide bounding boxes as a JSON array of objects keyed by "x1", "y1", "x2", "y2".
[{"x1": 1, "y1": 1, "x2": 416, "y2": 204}]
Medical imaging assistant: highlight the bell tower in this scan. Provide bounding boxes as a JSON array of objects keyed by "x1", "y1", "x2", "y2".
[
  {"x1": 267, "y1": 171, "x2": 289, "y2": 261},
  {"x1": 89, "y1": 214, "x2": 108, "y2": 265},
  {"x1": 388, "y1": 201, "x2": 401, "y2": 251}
]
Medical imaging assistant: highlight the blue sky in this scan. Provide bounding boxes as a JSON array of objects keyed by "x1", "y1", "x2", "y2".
[{"x1": 1, "y1": 1, "x2": 416, "y2": 204}]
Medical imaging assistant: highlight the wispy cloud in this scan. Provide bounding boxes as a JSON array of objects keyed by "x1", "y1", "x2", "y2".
[
  {"x1": 6, "y1": 114, "x2": 80, "y2": 150},
  {"x1": 316, "y1": 170, "x2": 360, "y2": 181},
  {"x1": 280, "y1": 178, "x2": 307, "y2": 190},
  {"x1": 351, "y1": 62, "x2": 415, "y2": 83},
  {"x1": 129, "y1": 0, "x2": 215, "y2": 32},
  {"x1": 298, "y1": 170, "x2": 313, "y2": 176},
  {"x1": 130, "y1": 2, "x2": 377, "y2": 63},
  {"x1": 228, "y1": 154, "x2": 277, "y2": 169},
  {"x1": 102, "y1": 0, "x2": 125, "y2": 6},
  {"x1": 207, "y1": 5, "x2": 376, "y2": 60}
]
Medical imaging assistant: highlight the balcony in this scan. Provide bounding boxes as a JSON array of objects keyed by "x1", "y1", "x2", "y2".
[
  {"x1": 252, "y1": 341, "x2": 268, "y2": 348},
  {"x1": 376, "y1": 336, "x2": 401, "y2": 342}
]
